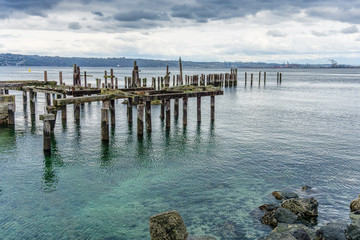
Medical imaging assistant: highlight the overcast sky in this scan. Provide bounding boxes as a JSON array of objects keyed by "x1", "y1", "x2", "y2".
[{"x1": 0, "y1": 0, "x2": 360, "y2": 64}]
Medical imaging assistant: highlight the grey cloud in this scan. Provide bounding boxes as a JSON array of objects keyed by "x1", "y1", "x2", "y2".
[
  {"x1": 266, "y1": 30, "x2": 286, "y2": 37},
  {"x1": 68, "y1": 22, "x2": 82, "y2": 29},
  {"x1": 341, "y1": 25, "x2": 358, "y2": 34},
  {"x1": 113, "y1": 10, "x2": 164, "y2": 22},
  {"x1": 91, "y1": 11, "x2": 103, "y2": 17},
  {"x1": 312, "y1": 31, "x2": 330, "y2": 37}
]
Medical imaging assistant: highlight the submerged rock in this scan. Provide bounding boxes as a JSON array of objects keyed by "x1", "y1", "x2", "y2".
[
  {"x1": 214, "y1": 221, "x2": 237, "y2": 239},
  {"x1": 186, "y1": 236, "x2": 216, "y2": 240},
  {"x1": 259, "y1": 204, "x2": 278, "y2": 212},
  {"x1": 272, "y1": 191, "x2": 299, "y2": 200},
  {"x1": 347, "y1": 220, "x2": 360, "y2": 240},
  {"x1": 302, "y1": 186, "x2": 312, "y2": 191},
  {"x1": 350, "y1": 211, "x2": 360, "y2": 221},
  {"x1": 281, "y1": 198, "x2": 318, "y2": 220},
  {"x1": 315, "y1": 222, "x2": 348, "y2": 240},
  {"x1": 260, "y1": 223, "x2": 314, "y2": 240},
  {"x1": 350, "y1": 194, "x2": 360, "y2": 212},
  {"x1": 149, "y1": 210, "x2": 188, "y2": 240},
  {"x1": 274, "y1": 208, "x2": 298, "y2": 224}
]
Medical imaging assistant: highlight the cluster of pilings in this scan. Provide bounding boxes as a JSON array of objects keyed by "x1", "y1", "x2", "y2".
[{"x1": 244, "y1": 71, "x2": 283, "y2": 86}]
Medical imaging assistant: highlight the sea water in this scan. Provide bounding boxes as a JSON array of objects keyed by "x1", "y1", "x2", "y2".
[{"x1": 0, "y1": 67, "x2": 360, "y2": 239}]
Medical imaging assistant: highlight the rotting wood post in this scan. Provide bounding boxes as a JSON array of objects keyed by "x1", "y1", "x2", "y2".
[
  {"x1": 179, "y1": 57, "x2": 183, "y2": 85},
  {"x1": 8, "y1": 103, "x2": 15, "y2": 125},
  {"x1": 145, "y1": 101, "x2": 151, "y2": 132},
  {"x1": 101, "y1": 107, "x2": 109, "y2": 142},
  {"x1": 277, "y1": 72, "x2": 279, "y2": 83},
  {"x1": 40, "y1": 114, "x2": 55, "y2": 153},
  {"x1": 110, "y1": 99, "x2": 115, "y2": 126},
  {"x1": 124, "y1": 77, "x2": 128, "y2": 88},
  {"x1": 197, "y1": 96, "x2": 201, "y2": 123},
  {"x1": 127, "y1": 97, "x2": 133, "y2": 123},
  {"x1": 23, "y1": 91, "x2": 27, "y2": 105},
  {"x1": 210, "y1": 95, "x2": 215, "y2": 121},
  {"x1": 161, "y1": 77, "x2": 164, "y2": 89},
  {"x1": 174, "y1": 98, "x2": 179, "y2": 119},
  {"x1": 74, "y1": 104, "x2": 80, "y2": 121},
  {"x1": 104, "y1": 70, "x2": 108, "y2": 88},
  {"x1": 61, "y1": 94, "x2": 67, "y2": 120},
  {"x1": 115, "y1": 77, "x2": 118, "y2": 89},
  {"x1": 110, "y1": 69, "x2": 114, "y2": 89},
  {"x1": 59, "y1": 71, "x2": 63, "y2": 85},
  {"x1": 45, "y1": 93, "x2": 51, "y2": 106},
  {"x1": 152, "y1": 77, "x2": 156, "y2": 88},
  {"x1": 157, "y1": 77, "x2": 160, "y2": 90},
  {"x1": 4, "y1": 89, "x2": 9, "y2": 95},
  {"x1": 245, "y1": 72, "x2": 247, "y2": 86},
  {"x1": 234, "y1": 69, "x2": 238, "y2": 86},
  {"x1": 251, "y1": 73, "x2": 253, "y2": 87},
  {"x1": 29, "y1": 90, "x2": 35, "y2": 116},
  {"x1": 143, "y1": 78, "x2": 147, "y2": 87},
  {"x1": 183, "y1": 97, "x2": 188, "y2": 126},
  {"x1": 229, "y1": 73, "x2": 233, "y2": 87},
  {"x1": 264, "y1": 72, "x2": 266, "y2": 85},
  {"x1": 165, "y1": 99, "x2": 170, "y2": 130},
  {"x1": 173, "y1": 75, "x2": 175, "y2": 87},
  {"x1": 0, "y1": 89, "x2": 3, "y2": 94},
  {"x1": 160, "y1": 100, "x2": 165, "y2": 120},
  {"x1": 137, "y1": 102, "x2": 144, "y2": 136},
  {"x1": 259, "y1": 71, "x2": 261, "y2": 86},
  {"x1": 44, "y1": 71, "x2": 47, "y2": 82},
  {"x1": 280, "y1": 73, "x2": 282, "y2": 84}
]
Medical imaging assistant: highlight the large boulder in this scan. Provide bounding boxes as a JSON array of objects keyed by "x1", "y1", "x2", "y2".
[
  {"x1": 347, "y1": 220, "x2": 360, "y2": 240},
  {"x1": 149, "y1": 210, "x2": 188, "y2": 240},
  {"x1": 260, "y1": 223, "x2": 314, "y2": 240},
  {"x1": 350, "y1": 194, "x2": 360, "y2": 212},
  {"x1": 272, "y1": 191, "x2": 299, "y2": 200},
  {"x1": 261, "y1": 207, "x2": 298, "y2": 228},
  {"x1": 281, "y1": 198, "x2": 318, "y2": 220},
  {"x1": 315, "y1": 222, "x2": 348, "y2": 240},
  {"x1": 350, "y1": 210, "x2": 360, "y2": 221}
]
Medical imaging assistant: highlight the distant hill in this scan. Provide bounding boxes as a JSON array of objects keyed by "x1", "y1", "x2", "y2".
[{"x1": 0, "y1": 53, "x2": 285, "y2": 68}]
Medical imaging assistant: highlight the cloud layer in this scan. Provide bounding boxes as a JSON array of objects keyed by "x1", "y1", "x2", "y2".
[{"x1": 1, "y1": 0, "x2": 360, "y2": 64}]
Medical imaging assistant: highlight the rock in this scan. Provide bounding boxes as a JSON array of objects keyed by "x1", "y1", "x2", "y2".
[
  {"x1": 350, "y1": 194, "x2": 360, "y2": 212},
  {"x1": 259, "y1": 204, "x2": 279, "y2": 211},
  {"x1": 281, "y1": 198, "x2": 318, "y2": 220},
  {"x1": 261, "y1": 209, "x2": 278, "y2": 228},
  {"x1": 315, "y1": 222, "x2": 348, "y2": 240},
  {"x1": 149, "y1": 210, "x2": 188, "y2": 240},
  {"x1": 272, "y1": 191, "x2": 299, "y2": 200},
  {"x1": 260, "y1": 223, "x2": 314, "y2": 240},
  {"x1": 274, "y1": 207, "x2": 298, "y2": 224},
  {"x1": 347, "y1": 220, "x2": 360, "y2": 240},
  {"x1": 350, "y1": 211, "x2": 360, "y2": 221},
  {"x1": 302, "y1": 185, "x2": 312, "y2": 191}
]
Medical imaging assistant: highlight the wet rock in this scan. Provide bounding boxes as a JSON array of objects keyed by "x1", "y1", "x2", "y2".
[
  {"x1": 274, "y1": 207, "x2": 298, "y2": 224},
  {"x1": 272, "y1": 191, "x2": 299, "y2": 200},
  {"x1": 302, "y1": 185, "x2": 312, "y2": 191},
  {"x1": 149, "y1": 210, "x2": 188, "y2": 240},
  {"x1": 261, "y1": 209, "x2": 278, "y2": 228},
  {"x1": 260, "y1": 223, "x2": 314, "y2": 240},
  {"x1": 350, "y1": 211, "x2": 360, "y2": 221},
  {"x1": 350, "y1": 194, "x2": 360, "y2": 212},
  {"x1": 259, "y1": 204, "x2": 278, "y2": 212},
  {"x1": 347, "y1": 220, "x2": 360, "y2": 240},
  {"x1": 281, "y1": 198, "x2": 318, "y2": 220},
  {"x1": 315, "y1": 222, "x2": 348, "y2": 240}
]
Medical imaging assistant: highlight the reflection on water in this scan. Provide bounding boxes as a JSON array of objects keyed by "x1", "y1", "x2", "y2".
[{"x1": 42, "y1": 155, "x2": 58, "y2": 193}]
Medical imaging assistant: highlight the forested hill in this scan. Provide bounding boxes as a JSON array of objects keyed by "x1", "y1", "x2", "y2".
[{"x1": 0, "y1": 53, "x2": 283, "y2": 68}]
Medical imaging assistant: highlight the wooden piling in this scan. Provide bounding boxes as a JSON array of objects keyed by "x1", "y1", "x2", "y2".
[
  {"x1": 259, "y1": 71, "x2": 261, "y2": 86},
  {"x1": 137, "y1": 103, "x2": 144, "y2": 136},
  {"x1": 251, "y1": 73, "x2": 253, "y2": 86},
  {"x1": 160, "y1": 100, "x2": 165, "y2": 120},
  {"x1": 110, "y1": 69, "x2": 114, "y2": 88},
  {"x1": 59, "y1": 71, "x2": 63, "y2": 85},
  {"x1": 127, "y1": 97, "x2": 133, "y2": 123},
  {"x1": 74, "y1": 104, "x2": 80, "y2": 121},
  {"x1": 44, "y1": 71, "x2": 47, "y2": 82},
  {"x1": 61, "y1": 94, "x2": 67, "y2": 120},
  {"x1": 101, "y1": 108, "x2": 109, "y2": 141},
  {"x1": 264, "y1": 72, "x2": 266, "y2": 85},
  {"x1": 210, "y1": 95, "x2": 215, "y2": 121},
  {"x1": 104, "y1": 70, "x2": 108, "y2": 88},
  {"x1": 29, "y1": 90, "x2": 36, "y2": 116},
  {"x1": 174, "y1": 99, "x2": 179, "y2": 118},
  {"x1": 245, "y1": 72, "x2": 247, "y2": 86},
  {"x1": 277, "y1": 72, "x2": 279, "y2": 83},
  {"x1": 23, "y1": 91, "x2": 27, "y2": 105},
  {"x1": 197, "y1": 96, "x2": 201, "y2": 123},
  {"x1": 8, "y1": 103, "x2": 15, "y2": 125},
  {"x1": 110, "y1": 99, "x2": 115, "y2": 126},
  {"x1": 145, "y1": 101, "x2": 151, "y2": 132},
  {"x1": 115, "y1": 77, "x2": 118, "y2": 89},
  {"x1": 183, "y1": 97, "x2": 188, "y2": 126},
  {"x1": 40, "y1": 114, "x2": 55, "y2": 153},
  {"x1": 280, "y1": 73, "x2": 282, "y2": 83},
  {"x1": 179, "y1": 57, "x2": 183, "y2": 85},
  {"x1": 165, "y1": 99, "x2": 170, "y2": 130},
  {"x1": 45, "y1": 93, "x2": 51, "y2": 106}
]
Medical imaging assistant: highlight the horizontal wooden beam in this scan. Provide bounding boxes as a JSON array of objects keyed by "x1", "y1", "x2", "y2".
[{"x1": 139, "y1": 90, "x2": 223, "y2": 102}]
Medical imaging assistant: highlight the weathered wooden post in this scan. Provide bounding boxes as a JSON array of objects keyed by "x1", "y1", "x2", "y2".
[
  {"x1": 101, "y1": 103, "x2": 109, "y2": 142},
  {"x1": 251, "y1": 73, "x2": 253, "y2": 86},
  {"x1": 29, "y1": 90, "x2": 35, "y2": 116},
  {"x1": 45, "y1": 93, "x2": 51, "y2": 106},
  {"x1": 264, "y1": 72, "x2": 266, "y2": 85},
  {"x1": 245, "y1": 72, "x2": 247, "y2": 86},
  {"x1": 74, "y1": 104, "x2": 80, "y2": 121},
  {"x1": 234, "y1": 68, "x2": 238, "y2": 86},
  {"x1": 160, "y1": 100, "x2": 165, "y2": 120},
  {"x1": 157, "y1": 77, "x2": 160, "y2": 90},
  {"x1": 280, "y1": 73, "x2": 282, "y2": 83},
  {"x1": 59, "y1": 71, "x2": 63, "y2": 85},
  {"x1": 110, "y1": 69, "x2": 114, "y2": 89},
  {"x1": 259, "y1": 71, "x2": 261, "y2": 86},
  {"x1": 104, "y1": 70, "x2": 108, "y2": 88},
  {"x1": 277, "y1": 72, "x2": 279, "y2": 83},
  {"x1": 127, "y1": 97, "x2": 133, "y2": 123},
  {"x1": 145, "y1": 101, "x2": 151, "y2": 132},
  {"x1": 115, "y1": 77, "x2": 118, "y2": 89},
  {"x1": 0, "y1": 95, "x2": 15, "y2": 126},
  {"x1": 44, "y1": 71, "x2": 48, "y2": 83},
  {"x1": 23, "y1": 91, "x2": 27, "y2": 105},
  {"x1": 4, "y1": 89, "x2": 9, "y2": 95},
  {"x1": 61, "y1": 94, "x2": 67, "y2": 121},
  {"x1": 40, "y1": 114, "x2": 55, "y2": 153},
  {"x1": 7, "y1": 103, "x2": 15, "y2": 125},
  {"x1": 174, "y1": 98, "x2": 179, "y2": 119},
  {"x1": 179, "y1": 57, "x2": 183, "y2": 85},
  {"x1": 124, "y1": 77, "x2": 128, "y2": 88},
  {"x1": 152, "y1": 77, "x2": 156, "y2": 88},
  {"x1": 110, "y1": 99, "x2": 115, "y2": 126},
  {"x1": 197, "y1": 96, "x2": 201, "y2": 123},
  {"x1": 166, "y1": 66, "x2": 170, "y2": 87},
  {"x1": 165, "y1": 99, "x2": 170, "y2": 130},
  {"x1": 183, "y1": 97, "x2": 188, "y2": 126},
  {"x1": 143, "y1": 78, "x2": 147, "y2": 87},
  {"x1": 137, "y1": 102, "x2": 144, "y2": 136},
  {"x1": 173, "y1": 75, "x2": 175, "y2": 87},
  {"x1": 84, "y1": 71, "x2": 87, "y2": 87},
  {"x1": 210, "y1": 95, "x2": 215, "y2": 121}
]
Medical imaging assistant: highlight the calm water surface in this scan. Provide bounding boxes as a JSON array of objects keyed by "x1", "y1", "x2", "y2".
[{"x1": 0, "y1": 67, "x2": 360, "y2": 239}]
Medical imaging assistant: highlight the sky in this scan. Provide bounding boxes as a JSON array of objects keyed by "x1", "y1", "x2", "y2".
[{"x1": 0, "y1": 0, "x2": 360, "y2": 64}]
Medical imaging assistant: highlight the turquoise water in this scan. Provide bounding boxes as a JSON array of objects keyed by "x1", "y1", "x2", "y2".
[{"x1": 1, "y1": 67, "x2": 360, "y2": 239}]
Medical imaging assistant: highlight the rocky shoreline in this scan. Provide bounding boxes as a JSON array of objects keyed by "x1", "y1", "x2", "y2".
[{"x1": 148, "y1": 189, "x2": 360, "y2": 240}]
